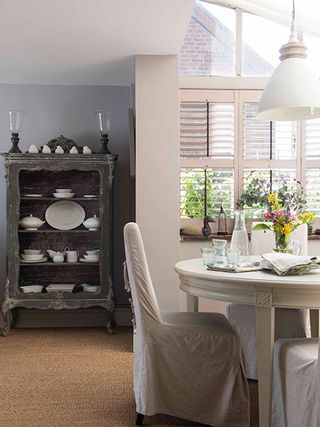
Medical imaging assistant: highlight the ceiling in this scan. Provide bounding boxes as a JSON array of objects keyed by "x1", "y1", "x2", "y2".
[{"x1": 0, "y1": 0, "x2": 194, "y2": 86}]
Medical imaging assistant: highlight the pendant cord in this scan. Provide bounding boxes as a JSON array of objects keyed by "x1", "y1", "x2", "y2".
[{"x1": 292, "y1": 0, "x2": 295, "y2": 25}]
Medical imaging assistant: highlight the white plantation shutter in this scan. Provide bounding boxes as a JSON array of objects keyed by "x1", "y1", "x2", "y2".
[
  {"x1": 180, "y1": 168, "x2": 234, "y2": 218},
  {"x1": 180, "y1": 168, "x2": 205, "y2": 218},
  {"x1": 242, "y1": 169, "x2": 296, "y2": 217},
  {"x1": 243, "y1": 169, "x2": 296, "y2": 190},
  {"x1": 180, "y1": 103, "x2": 207, "y2": 157},
  {"x1": 180, "y1": 102, "x2": 234, "y2": 158},
  {"x1": 306, "y1": 118, "x2": 320, "y2": 159},
  {"x1": 243, "y1": 102, "x2": 270, "y2": 159},
  {"x1": 207, "y1": 169, "x2": 234, "y2": 216},
  {"x1": 243, "y1": 102, "x2": 297, "y2": 160},
  {"x1": 209, "y1": 103, "x2": 234, "y2": 158},
  {"x1": 306, "y1": 169, "x2": 320, "y2": 215}
]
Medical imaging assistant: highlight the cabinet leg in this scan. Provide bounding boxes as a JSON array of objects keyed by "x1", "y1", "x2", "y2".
[
  {"x1": 1, "y1": 301, "x2": 12, "y2": 337},
  {"x1": 106, "y1": 320, "x2": 114, "y2": 335},
  {"x1": 106, "y1": 310, "x2": 115, "y2": 335}
]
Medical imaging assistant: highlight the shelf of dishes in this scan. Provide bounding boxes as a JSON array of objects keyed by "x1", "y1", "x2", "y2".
[
  {"x1": 21, "y1": 189, "x2": 98, "y2": 200},
  {"x1": 19, "y1": 284, "x2": 100, "y2": 293},
  {"x1": 20, "y1": 249, "x2": 100, "y2": 264},
  {"x1": 19, "y1": 230, "x2": 100, "y2": 234},
  {"x1": 21, "y1": 197, "x2": 99, "y2": 201},
  {"x1": 19, "y1": 199, "x2": 100, "y2": 231}
]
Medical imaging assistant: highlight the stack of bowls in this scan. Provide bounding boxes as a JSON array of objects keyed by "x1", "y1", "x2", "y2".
[
  {"x1": 53, "y1": 189, "x2": 75, "y2": 199},
  {"x1": 21, "y1": 249, "x2": 46, "y2": 263}
]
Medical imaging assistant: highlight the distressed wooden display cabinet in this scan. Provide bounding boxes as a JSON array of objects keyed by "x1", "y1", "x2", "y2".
[{"x1": 1, "y1": 152, "x2": 117, "y2": 336}]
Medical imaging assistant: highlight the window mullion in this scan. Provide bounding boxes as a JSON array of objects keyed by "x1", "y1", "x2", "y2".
[{"x1": 235, "y1": 8, "x2": 242, "y2": 77}]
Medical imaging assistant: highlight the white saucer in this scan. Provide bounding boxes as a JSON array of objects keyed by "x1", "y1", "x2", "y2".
[
  {"x1": 80, "y1": 258, "x2": 98, "y2": 263},
  {"x1": 84, "y1": 195, "x2": 97, "y2": 198},
  {"x1": 21, "y1": 257, "x2": 48, "y2": 264},
  {"x1": 22, "y1": 194, "x2": 43, "y2": 198}
]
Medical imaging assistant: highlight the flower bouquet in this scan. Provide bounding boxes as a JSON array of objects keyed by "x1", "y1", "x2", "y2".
[{"x1": 253, "y1": 193, "x2": 314, "y2": 254}]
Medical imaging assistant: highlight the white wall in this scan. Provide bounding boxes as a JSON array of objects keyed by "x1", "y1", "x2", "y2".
[{"x1": 135, "y1": 55, "x2": 180, "y2": 310}]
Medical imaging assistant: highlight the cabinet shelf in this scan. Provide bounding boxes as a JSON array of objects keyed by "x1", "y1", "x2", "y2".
[
  {"x1": 20, "y1": 197, "x2": 99, "y2": 201},
  {"x1": 18, "y1": 229, "x2": 99, "y2": 233},
  {"x1": 20, "y1": 262, "x2": 99, "y2": 266}
]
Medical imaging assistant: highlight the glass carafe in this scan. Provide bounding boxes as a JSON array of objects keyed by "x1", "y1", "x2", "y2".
[
  {"x1": 230, "y1": 211, "x2": 249, "y2": 256},
  {"x1": 211, "y1": 239, "x2": 227, "y2": 266}
]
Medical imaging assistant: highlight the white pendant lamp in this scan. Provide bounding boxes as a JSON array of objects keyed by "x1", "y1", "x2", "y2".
[{"x1": 257, "y1": 0, "x2": 320, "y2": 121}]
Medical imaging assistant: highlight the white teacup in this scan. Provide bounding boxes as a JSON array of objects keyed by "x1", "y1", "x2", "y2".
[{"x1": 66, "y1": 250, "x2": 79, "y2": 263}]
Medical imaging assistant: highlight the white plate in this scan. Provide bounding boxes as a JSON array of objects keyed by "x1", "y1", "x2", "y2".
[
  {"x1": 84, "y1": 195, "x2": 97, "y2": 198},
  {"x1": 46, "y1": 284, "x2": 74, "y2": 292},
  {"x1": 80, "y1": 258, "x2": 98, "y2": 263},
  {"x1": 45, "y1": 201, "x2": 85, "y2": 230},
  {"x1": 52, "y1": 192, "x2": 75, "y2": 199},
  {"x1": 20, "y1": 257, "x2": 48, "y2": 263},
  {"x1": 22, "y1": 194, "x2": 43, "y2": 198}
]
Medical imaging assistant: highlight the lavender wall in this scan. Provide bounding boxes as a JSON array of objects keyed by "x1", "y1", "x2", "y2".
[{"x1": 0, "y1": 84, "x2": 132, "y2": 327}]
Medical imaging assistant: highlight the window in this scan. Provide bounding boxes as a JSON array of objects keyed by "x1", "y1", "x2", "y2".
[
  {"x1": 179, "y1": 1, "x2": 320, "y2": 222},
  {"x1": 180, "y1": 90, "x2": 235, "y2": 219},
  {"x1": 180, "y1": 89, "x2": 303, "y2": 220},
  {"x1": 241, "y1": 12, "x2": 288, "y2": 76},
  {"x1": 180, "y1": 2, "x2": 236, "y2": 76}
]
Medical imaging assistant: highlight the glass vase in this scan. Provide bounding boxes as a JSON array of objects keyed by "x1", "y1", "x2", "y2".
[{"x1": 274, "y1": 232, "x2": 293, "y2": 254}]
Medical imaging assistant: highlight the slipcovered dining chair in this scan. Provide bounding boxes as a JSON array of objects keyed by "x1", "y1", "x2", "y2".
[
  {"x1": 227, "y1": 223, "x2": 310, "y2": 379},
  {"x1": 272, "y1": 338, "x2": 320, "y2": 427},
  {"x1": 123, "y1": 222, "x2": 249, "y2": 427}
]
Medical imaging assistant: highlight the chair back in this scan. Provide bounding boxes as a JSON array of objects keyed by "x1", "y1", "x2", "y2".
[
  {"x1": 292, "y1": 223, "x2": 308, "y2": 255},
  {"x1": 123, "y1": 222, "x2": 161, "y2": 333},
  {"x1": 251, "y1": 222, "x2": 308, "y2": 255},
  {"x1": 251, "y1": 222, "x2": 275, "y2": 255}
]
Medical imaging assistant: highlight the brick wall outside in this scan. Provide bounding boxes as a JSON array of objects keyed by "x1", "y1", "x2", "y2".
[{"x1": 180, "y1": 2, "x2": 273, "y2": 77}]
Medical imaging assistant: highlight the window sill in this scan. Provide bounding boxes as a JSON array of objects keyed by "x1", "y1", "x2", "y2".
[{"x1": 180, "y1": 233, "x2": 320, "y2": 242}]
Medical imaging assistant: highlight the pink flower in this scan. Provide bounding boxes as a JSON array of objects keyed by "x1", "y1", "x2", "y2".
[
  {"x1": 275, "y1": 210, "x2": 283, "y2": 219},
  {"x1": 263, "y1": 212, "x2": 272, "y2": 218}
]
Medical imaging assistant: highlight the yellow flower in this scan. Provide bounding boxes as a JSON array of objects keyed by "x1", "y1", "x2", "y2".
[
  {"x1": 268, "y1": 193, "x2": 280, "y2": 210},
  {"x1": 283, "y1": 223, "x2": 292, "y2": 236},
  {"x1": 298, "y1": 212, "x2": 315, "y2": 224},
  {"x1": 268, "y1": 193, "x2": 278, "y2": 204}
]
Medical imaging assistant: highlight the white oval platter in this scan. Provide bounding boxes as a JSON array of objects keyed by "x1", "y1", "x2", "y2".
[{"x1": 45, "y1": 201, "x2": 85, "y2": 230}]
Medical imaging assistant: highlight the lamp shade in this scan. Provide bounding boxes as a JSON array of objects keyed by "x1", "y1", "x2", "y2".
[{"x1": 257, "y1": 57, "x2": 320, "y2": 121}]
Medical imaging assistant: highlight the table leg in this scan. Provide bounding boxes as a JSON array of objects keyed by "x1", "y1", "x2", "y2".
[
  {"x1": 256, "y1": 305, "x2": 275, "y2": 427},
  {"x1": 186, "y1": 294, "x2": 199, "y2": 312}
]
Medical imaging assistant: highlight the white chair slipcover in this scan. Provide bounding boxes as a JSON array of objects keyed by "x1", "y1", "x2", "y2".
[
  {"x1": 124, "y1": 222, "x2": 249, "y2": 426},
  {"x1": 227, "y1": 223, "x2": 310, "y2": 379},
  {"x1": 272, "y1": 338, "x2": 320, "y2": 427}
]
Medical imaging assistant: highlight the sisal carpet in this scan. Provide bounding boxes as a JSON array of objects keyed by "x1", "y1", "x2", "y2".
[{"x1": 0, "y1": 328, "x2": 258, "y2": 426}]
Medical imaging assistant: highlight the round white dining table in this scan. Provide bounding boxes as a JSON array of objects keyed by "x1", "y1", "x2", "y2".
[{"x1": 174, "y1": 257, "x2": 320, "y2": 427}]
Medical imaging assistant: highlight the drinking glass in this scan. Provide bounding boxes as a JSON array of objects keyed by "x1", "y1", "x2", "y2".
[
  {"x1": 227, "y1": 248, "x2": 240, "y2": 268},
  {"x1": 211, "y1": 239, "x2": 227, "y2": 266},
  {"x1": 201, "y1": 248, "x2": 215, "y2": 266}
]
